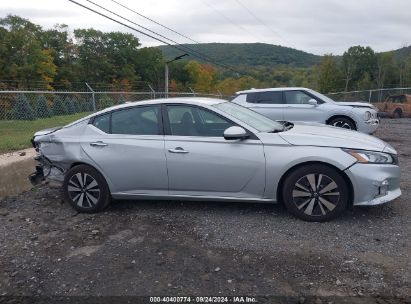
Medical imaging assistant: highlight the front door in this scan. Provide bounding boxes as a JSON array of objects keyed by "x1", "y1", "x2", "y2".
[
  {"x1": 283, "y1": 90, "x2": 325, "y2": 122},
  {"x1": 163, "y1": 104, "x2": 266, "y2": 199}
]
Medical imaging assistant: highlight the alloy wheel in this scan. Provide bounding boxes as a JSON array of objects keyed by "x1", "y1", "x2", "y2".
[
  {"x1": 68, "y1": 173, "x2": 101, "y2": 208},
  {"x1": 292, "y1": 173, "x2": 340, "y2": 217},
  {"x1": 332, "y1": 120, "x2": 352, "y2": 129}
]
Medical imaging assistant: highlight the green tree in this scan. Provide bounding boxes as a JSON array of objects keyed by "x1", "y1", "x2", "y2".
[
  {"x1": 80, "y1": 98, "x2": 93, "y2": 112},
  {"x1": 117, "y1": 94, "x2": 126, "y2": 104},
  {"x1": 342, "y1": 46, "x2": 377, "y2": 91},
  {"x1": 64, "y1": 96, "x2": 76, "y2": 114},
  {"x1": 11, "y1": 94, "x2": 35, "y2": 120},
  {"x1": 134, "y1": 47, "x2": 163, "y2": 87},
  {"x1": 98, "y1": 94, "x2": 113, "y2": 110},
  {"x1": 317, "y1": 55, "x2": 343, "y2": 93},
  {"x1": 0, "y1": 15, "x2": 57, "y2": 89},
  {"x1": 216, "y1": 76, "x2": 262, "y2": 96},
  {"x1": 36, "y1": 94, "x2": 52, "y2": 118},
  {"x1": 184, "y1": 61, "x2": 217, "y2": 92},
  {"x1": 357, "y1": 72, "x2": 373, "y2": 90},
  {"x1": 74, "y1": 29, "x2": 145, "y2": 85},
  {"x1": 53, "y1": 96, "x2": 68, "y2": 116},
  {"x1": 74, "y1": 29, "x2": 113, "y2": 83},
  {"x1": 71, "y1": 97, "x2": 81, "y2": 113},
  {"x1": 40, "y1": 24, "x2": 76, "y2": 89},
  {"x1": 399, "y1": 54, "x2": 411, "y2": 87},
  {"x1": 167, "y1": 60, "x2": 191, "y2": 91},
  {"x1": 375, "y1": 52, "x2": 395, "y2": 89},
  {"x1": 79, "y1": 99, "x2": 92, "y2": 112}
]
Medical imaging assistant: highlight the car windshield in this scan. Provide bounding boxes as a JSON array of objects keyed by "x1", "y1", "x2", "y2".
[
  {"x1": 307, "y1": 89, "x2": 336, "y2": 104},
  {"x1": 214, "y1": 101, "x2": 284, "y2": 132}
]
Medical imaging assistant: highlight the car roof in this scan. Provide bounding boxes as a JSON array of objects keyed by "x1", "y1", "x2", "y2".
[
  {"x1": 66, "y1": 97, "x2": 227, "y2": 127},
  {"x1": 236, "y1": 87, "x2": 308, "y2": 94}
]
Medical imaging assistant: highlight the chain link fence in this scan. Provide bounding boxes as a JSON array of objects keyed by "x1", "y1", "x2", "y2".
[
  {"x1": 0, "y1": 90, "x2": 227, "y2": 119},
  {"x1": 0, "y1": 90, "x2": 227, "y2": 153},
  {"x1": 326, "y1": 87, "x2": 411, "y2": 103}
]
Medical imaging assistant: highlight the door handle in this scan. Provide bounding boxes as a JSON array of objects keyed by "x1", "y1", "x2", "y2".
[
  {"x1": 90, "y1": 141, "x2": 108, "y2": 147},
  {"x1": 168, "y1": 147, "x2": 189, "y2": 154}
]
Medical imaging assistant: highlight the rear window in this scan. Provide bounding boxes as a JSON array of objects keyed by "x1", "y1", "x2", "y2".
[
  {"x1": 91, "y1": 105, "x2": 160, "y2": 135},
  {"x1": 246, "y1": 91, "x2": 283, "y2": 104},
  {"x1": 111, "y1": 106, "x2": 160, "y2": 135},
  {"x1": 92, "y1": 113, "x2": 110, "y2": 133}
]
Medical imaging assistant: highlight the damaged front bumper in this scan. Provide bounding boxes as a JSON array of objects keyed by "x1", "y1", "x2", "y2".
[
  {"x1": 358, "y1": 118, "x2": 380, "y2": 134},
  {"x1": 345, "y1": 163, "x2": 401, "y2": 206}
]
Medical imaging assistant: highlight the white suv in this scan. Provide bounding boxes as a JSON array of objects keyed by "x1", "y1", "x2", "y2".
[{"x1": 232, "y1": 87, "x2": 379, "y2": 134}]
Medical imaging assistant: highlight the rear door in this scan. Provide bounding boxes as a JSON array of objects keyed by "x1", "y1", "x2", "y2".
[
  {"x1": 232, "y1": 91, "x2": 284, "y2": 121},
  {"x1": 81, "y1": 105, "x2": 168, "y2": 195}
]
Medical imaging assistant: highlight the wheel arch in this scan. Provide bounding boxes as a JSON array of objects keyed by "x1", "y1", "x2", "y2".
[
  {"x1": 276, "y1": 161, "x2": 354, "y2": 206},
  {"x1": 326, "y1": 115, "x2": 357, "y2": 130},
  {"x1": 393, "y1": 107, "x2": 403, "y2": 116},
  {"x1": 70, "y1": 161, "x2": 95, "y2": 169},
  {"x1": 68, "y1": 161, "x2": 113, "y2": 193}
]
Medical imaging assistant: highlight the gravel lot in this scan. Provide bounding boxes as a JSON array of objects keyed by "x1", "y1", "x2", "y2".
[{"x1": 0, "y1": 119, "x2": 410, "y2": 303}]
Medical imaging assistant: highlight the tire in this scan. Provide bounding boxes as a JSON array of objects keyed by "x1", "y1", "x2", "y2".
[
  {"x1": 327, "y1": 117, "x2": 356, "y2": 130},
  {"x1": 63, "y1": 165, "x2": 110, "y2": 213},
  {"x1": 393, "y1": 109, "x2": 402, "y2": 118},
  {"x1": 281, "y1": 164, "x2": 348, "y2": 222}
]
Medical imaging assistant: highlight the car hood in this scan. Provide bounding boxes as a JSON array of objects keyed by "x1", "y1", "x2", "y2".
[
  {"x1": 336, "y1": 101, "x2": 377, "y2": 110},
  {"x1": 277, "y1": 123, "x2": 389, "y2": 152}
]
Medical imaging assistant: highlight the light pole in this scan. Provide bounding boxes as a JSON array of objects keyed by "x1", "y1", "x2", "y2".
[{"x1": 165, "y1": 54, "x2": 188, "y2": 98}]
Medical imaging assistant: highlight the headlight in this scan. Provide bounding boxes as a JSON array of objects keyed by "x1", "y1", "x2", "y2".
[
  {"x1": 343, "y1": 149, "x2": 395, "y2": 164},
  {"x1": 364, "y1": 111, "x2": 371, "y2": 121}
]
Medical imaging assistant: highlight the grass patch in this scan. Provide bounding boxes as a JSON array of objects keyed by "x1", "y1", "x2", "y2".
[{"x1": 0, "y1": 112, "x2": 91, "y2": 153}]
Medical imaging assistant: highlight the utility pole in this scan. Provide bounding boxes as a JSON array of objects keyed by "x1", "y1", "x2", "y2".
[
  {"x1": 164, "y1": 63, "x2": 169, "y2": 98},
  {"x1": 165, "y1": 54, "x2": 188, "y2": 98}
]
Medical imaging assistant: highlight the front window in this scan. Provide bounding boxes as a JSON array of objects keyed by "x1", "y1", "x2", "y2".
[
  {"x1": 214, "y1": 102, "x2": 283, "y2": 132},
  {"x1": 166, "y1": 105, "x2": 234, "y2": 137},
  {"x1": 306, "y1": 89, "x2": 335, "y2": 104},
  {"x1": 284, "y1": 91, "x2": 314, "y2": 104},
  {"x1": 392, "y1": 96, "x2": 405, "y2": 103}
]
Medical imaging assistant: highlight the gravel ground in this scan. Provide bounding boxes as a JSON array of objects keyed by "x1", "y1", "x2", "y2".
[{"x1": 0, "y1": 119, "x2": 410, "y2": 303}]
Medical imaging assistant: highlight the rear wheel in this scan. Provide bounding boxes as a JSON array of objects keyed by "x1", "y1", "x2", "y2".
[
  {"x1": 282, "y1": 164, "x2": 348, "y2": 222},
  {"x1": 327, "y1": 117, "x2": 356, "y2": 130},
  {"x1": 393, "y1": 109, "x2": 402, "y2": 118},
  {"x1": 63, "y1": 165, "x2": 110, "y2": 213}
]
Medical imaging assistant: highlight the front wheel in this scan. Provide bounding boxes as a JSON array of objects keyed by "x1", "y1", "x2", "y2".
[
  {"x1": 63, "y1": 165, "x2": 111, "y2": 213},
  {"x1": 282, "y1": 164, "x2": 349, "y2": 222},
  {"x1": 328, "y1": 117, "x2": 356, "y2": 130}
]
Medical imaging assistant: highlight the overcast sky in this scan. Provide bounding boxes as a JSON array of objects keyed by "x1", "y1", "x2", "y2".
[{"x1": 1, "y1": 0, "x2": 410, "y2": 55}]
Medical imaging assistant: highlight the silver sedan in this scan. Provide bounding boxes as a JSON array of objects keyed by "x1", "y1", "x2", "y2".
[{"x1": 30, "y1": 98, "x2": 401, "y2": 221}]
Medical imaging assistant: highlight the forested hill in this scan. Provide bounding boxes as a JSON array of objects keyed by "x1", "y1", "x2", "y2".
[
  {"x1": 389, "y1": 45, "x2": 411, "y2": 61},
  {"x1": 158, "y1": 43, "x2": 321, "y2": 67}
]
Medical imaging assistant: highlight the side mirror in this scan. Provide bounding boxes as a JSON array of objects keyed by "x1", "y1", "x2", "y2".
[
  {"x1": 308, "y1": 99, "x2": 318, "y2": 106},
  {"x1": 224, "y1": 126, "x2": 249, "y2": 140}
]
